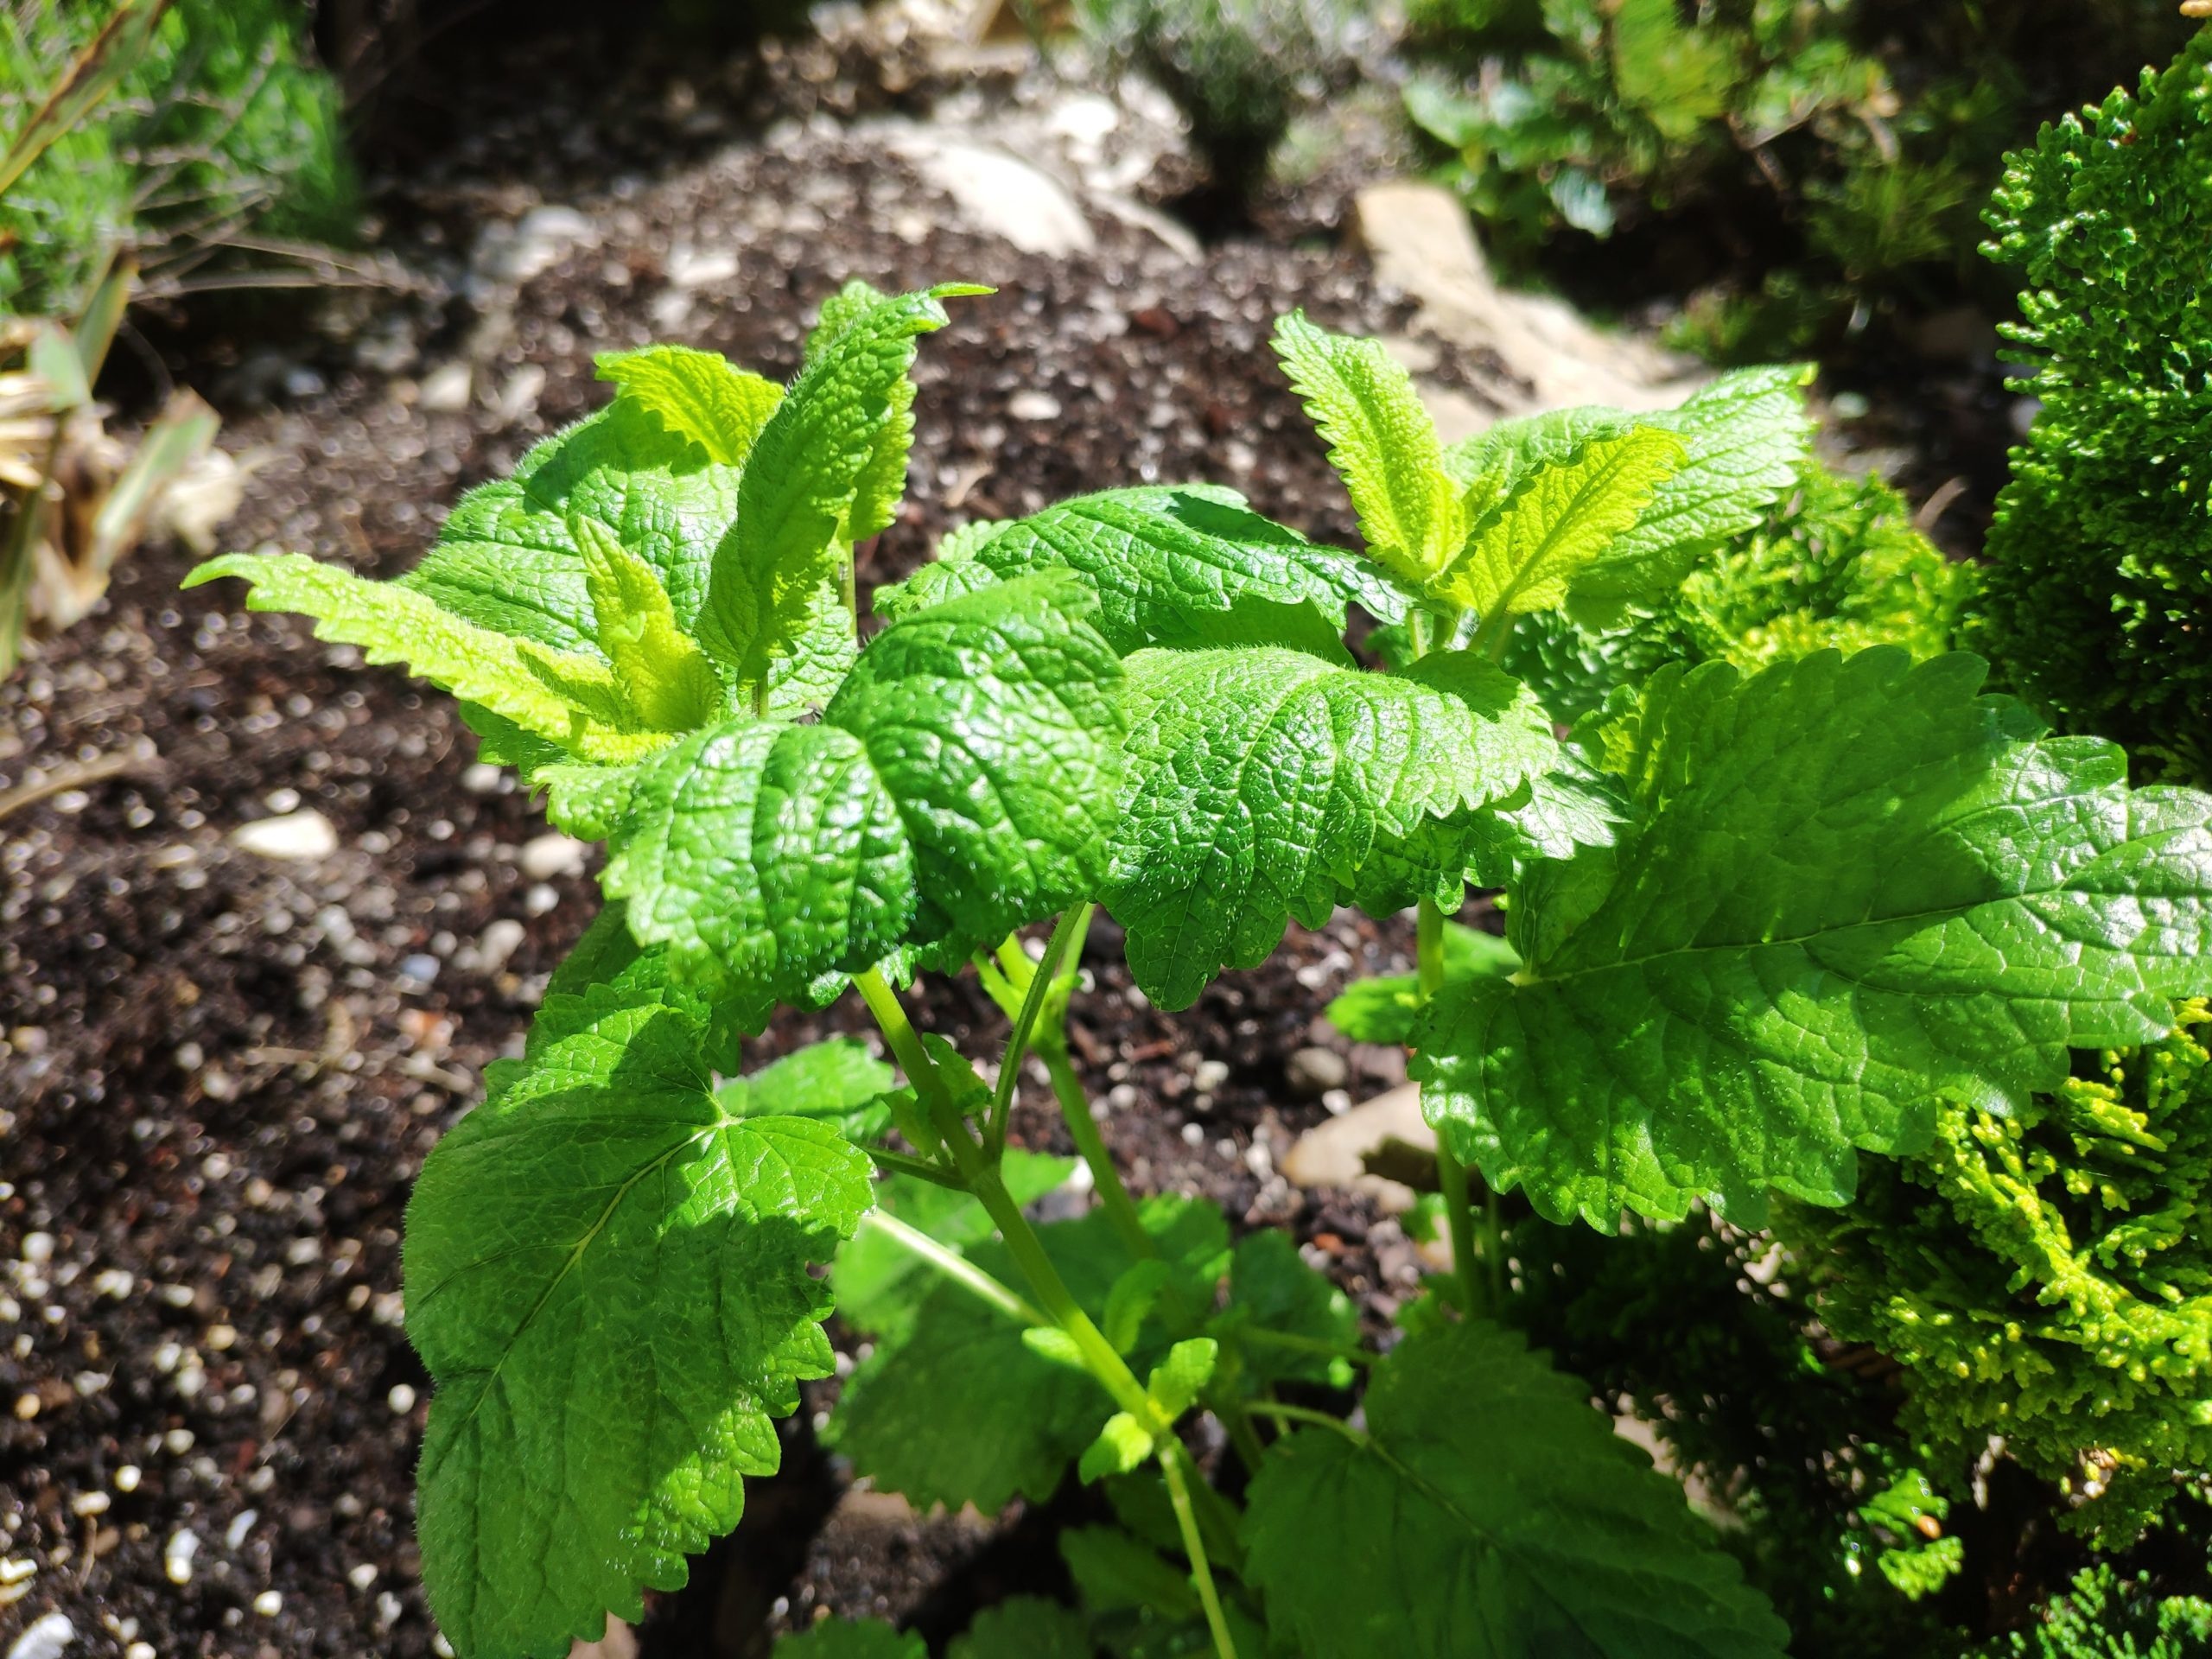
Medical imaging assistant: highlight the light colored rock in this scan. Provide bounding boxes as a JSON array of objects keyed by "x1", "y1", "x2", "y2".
[
  {"x1": 1286, "y1": 1046, "x2": 1349, "y2": 1097},
  {"x1": 7, "y1": 1612, "x2": 74, "y2": 1659},
  {"x1": 1353, "y1": 181, "x2": 1705, "y2": 431},
  {"x1": 1282, "y1": 1081, "x2": 1432, "y2": 1212},
  {"x1": 417, "y1": 362, "x2": 473, "y2": 413},
  {"x1": 666, "y1": 244, "x2": 740, "y2": 289},
  {"x1": 230, "y1": 809, "x2": 337, "y2": 862},
  {"x1": 518, "y1": 832, "x2": 588, "y2": 882},
  {"x1": 477, "y1": 918, "x2": 526, "y2": 975},
  {"x1": 474, "y1": 204, "x2": 597, "y2": 286},
  {"x1": 889, "y1": 132, "x2": 1096, "y2": 257},
  {"x1": 1008, "y1": 390, "x2": 1063, "y2": 422}
]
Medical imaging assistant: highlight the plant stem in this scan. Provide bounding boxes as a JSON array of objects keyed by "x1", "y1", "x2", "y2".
[
  {"x1": 1041, "y1": 1042, "x2": 1154, "y2": 1259},
  {"x1": 862, "y1": 1209, "x2": 1047, "y2": 1327},
  {"x1": 863, "y1": 1145, "x2": 965, "y2": 1190},
  {"x1": 987, "y1": 906, "x2": 1088, "y2": 1153},
  {"x1": 1244, "y1": 1399, "x2": 1370, "y2": 1446},
  {"x1": 1160, "y1": 1444, "x2": 1243, "y2": 1659},
  {"x1": 1417, "y1": 895, "x2": 1484, "y2": 1315},
  {"x1": 855, "y1": 967, "x2": 955, "y2": 1116}
]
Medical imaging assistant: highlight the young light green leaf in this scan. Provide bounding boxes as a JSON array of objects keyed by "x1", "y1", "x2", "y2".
[
  {"x1": 183, "y1": 552, "x2": 672, "y2": 766},
  {"x1": 824, "y1": 571, "x2": 1127, "y2": 963},
  {"x1": 773, "y1": 1622, "x2": 925, "y2": 1659},
  {"x1": 962, "y1": 485, "x2": 1408, "y2": 653},
  {"x1": 594, "y1": 344, "x2": 783, "y2": 466},
  {"x1": 1143, "y1": 1337, "x2": 1218, "y2": 1419},
  {"x1": 703, "y1": 283, "x2": 975, "y2": 691},
  {"x1": 1242, "y1": 1323, "x2": 1791, "y2": 1659},
  {"x1": 572, "y1": 515, "x2": 727, "y2": 731},
  {"x1": 1566, "y1": 365, "x2": 1815, "y2": 628},
  {"x1": 1325, "y1": 922, "x2": 1520, "y2": 1047},
  {"x1": 948, "y1": 1599, "x2": 1093, "y2": 1659},
  {"x1": 404, "y1": 397, "x2": 741, "y2": 652},
  {"x1": 405, "y1": 991, "x2": 875, "y2": 1659},
  {"x1": 806, "y1": 280, "x2": 924, "y2": 546},
  {"x1": 1413, "y1": 648, "x2": 2212, "y2": 1228},
  {"x1": 1274, "y1": 311, "x2": 1463, "y2": 587},
  {"x1": 828, "y1": 1198, "x2": 1229, "y2": 1513},
  {"x1": 1433, "y1": 426, "x2": 1688, "y2": 625},
  {"x1": 1105, "y1": 645, "x2": 1556, "y2": 1009},
  {"x1": 1078, "y1": 1412, "x2": 1156, "y2": 1484}
]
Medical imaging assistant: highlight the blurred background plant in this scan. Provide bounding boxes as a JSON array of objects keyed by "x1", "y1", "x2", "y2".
[
  {"x1": 1, "y1": 0, "x2": 359, "y2": 314},
  {"x1": 1397, "y1": 0, "x2": 2196, "y2": 361}
]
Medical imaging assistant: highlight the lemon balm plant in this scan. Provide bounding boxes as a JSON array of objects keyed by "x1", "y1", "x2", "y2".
[{"x1": 188, "y1": 276, "x2": 2212, "y2": 1658}]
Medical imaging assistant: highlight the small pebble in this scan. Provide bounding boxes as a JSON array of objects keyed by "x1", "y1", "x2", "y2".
[
  {"x1": 476, "y1": 918, "x2": 526, "y2": 974},
  {"x1": 5, "y1": 1611, "x2": 73, "y2": 1659},
  {"x1": 461, "y1": 762, "x2": 504, "y2": 794},
  {"x1": 113, "y1": 1465, "x2": 141, "y2": 1492},
  {"x1": 163, "y1": 1428, "x2": 194, "y2": 1454},
  {"x1": 69, "y1": 1492, "x2": 109, "y2": 1518},
  {"x1": 163, "y1": 1529, "x2": 199, "y2": 1585},
  {"x1": 400, "y1": 953, "x2": 442, "y2": 984},
  {"x1": 229, "y1": 809, "x2": 338, "y2": 862},
  {"x1": 127, "y1": 1645, "x2": 155, "y2": 1659},
  {"x1": 518, "y1": 832, "x2": 588, "y2": 881},
  {"x1": 20, "y1": 1232, "x2": 53, "y2": 1266},
  {"x1": 1008, "y1": 390, "x2": 1062, "y2": 421},
  {"x1": 12, "y1": 1394, "x2": 35, "y2": 1421},
  {"x1": 348, "y1": 1563, "x2": 378, "y2": 1591},
  {"x1": 1180, "y1": 1122, "x2": 1205, "y2": 1147},
  {"x1": 1287, "y1": 1046, "x2": 1349, "y2": 1097},
  {"x1": 252, "y1": 1591, "x2": 283, "y2": 1618},
  {"x1": 388, "y1": 1382, "x2": 418, "y2": 1414},
  {"x1": 226, "y1": 1510, "x2": 258, "y2": 1549},
  {"x1": 1193, "y1": 1058, "x2": 1230, "y2": 1093}
]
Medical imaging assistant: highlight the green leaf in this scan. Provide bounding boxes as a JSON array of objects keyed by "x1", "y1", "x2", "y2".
[
  {"x1": 704, "y1": 283, "x2": 974, "y2": 692},
  {"x1": 1432, "y1": 426, "x2": 1688, "y2": 623},
  {"x1": 1215, "y1": 1230, "x2": 1359, "y2": 1388},
  {"x1": 827, "y1": 1197, "x2": 1229, "y2": 1513},
  {"x1": 715, "y1": 1038, "x2": 898, "y2": 1142},
  {"x1": 950, "y1": 1599, "x2": 1094, "y2": 1659},
  {"x1": 594, "y1": 344, "x2": 783, "y2": 466},
  {"x1": 1105, "y1": 645, "x2": 1555, "y2": 1009},
  {"x1": 805, "y1": 279, "x2": 924, "y2": 545},
  {"x1": 404, "y1": 991, "x2": 875, "y2": 1659},
  {"x1": 1413, "y1": 649, "x2": 2212, "y2": 1227},
  {"x1": 965, "y1": 485, "x2": 1407, "y2": 654},
  {"x1": 774, "y1": 1622, "x2": 925, "y2": 1659},
  {"x1": 1242, "y1": 1324, "x2": 1790, "y2": 1659},
  {"x1": 1079, "y1": 1412, "x2": 1157, "y2": 1484},
  {"x1": 833, "y1": 1148, "x2": 1076, "y2": 1341},
  {"x1": 825, "y1": 571, "x2": 1127, "y2": 963},
  {"x1": 1567, "y1": 366, "x2": 1816, "y2": 628},
  {"x1": 1273, "y1": 311, "x2": 1463, "y2": 587},
  {"x1": 183, "y1": 552, "x2": 672, "y2": 766},
  {"x1": 404, "y1": 397, "x2": 740, "y2": 652},
  {"x1": 572, "y1": 515, "x2": 726, "y2": 730},
  {"x1": 1062, "y1": 1525, "x2": 1201, "y2": 1619},
  {"x1": 602, "y1": 718, "x2": 914, "y2": 1033},
  {"x1": 1326, "y1": 923, "x2": 1521, "y2": 1047},
  {"x1": 1143, "y1": 1337, "x2": 1217, "y2": 1418}
]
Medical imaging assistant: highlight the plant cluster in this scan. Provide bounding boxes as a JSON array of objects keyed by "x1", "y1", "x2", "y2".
[
  {"x1": 1967, "y1": 27, "x2": 2212, "y2": 791},
  {"x1": 187, "y1": 251, "x2": 2212, "y2": 1657},
  {"x1": 0, "y1": 0, "x2": 356, "y2": 315},
  {"x1": 1402, "y1": 0, "x2": 2196, "y2": 359}
]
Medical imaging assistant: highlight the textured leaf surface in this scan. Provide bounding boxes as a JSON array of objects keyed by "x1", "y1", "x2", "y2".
[
  {"x1": 949, "y1": 1599, "x2": 1093, "y2": 1659},
  {"x1": 828, "y1": 1198, "x2": 1228, "y2": 1513},
  {"x1": 405, "y1": 992, "x2": 874, "y2": 1659},
  {"x1": 714, "y1": 1039, "x2": 897, "y2": 1142},
  {"x1": 1216, "y1": 1230, "x2": 1358, "y2": 1387},
  {"x1": 1243, "y1": 1323, "x2": 1789, "y2": 1659},
  {"x1": 963, "y1": 485, "x2": 1405, "y2": 652},
  {"x1": 1273, "y1": 311, "x2": 1462, "y2": 586},
  {"x1": 1567, "y1": 366, "x2": 1815, "y2": 626},
  {"x1": 594, "y1": 345, "x2": 783, "y2": 466},
  {"x1": 825, "y1": 572, "x2": 1126, "y2": 961},
  {"x1": 705, "y1": 284, "x2": 972, "y2": 690},
  {"x1": 1413, "y1": 649, "x2": 2212, "y2": 1226},
  {"x1": 571, "y1": 516, "x2": 724, "y2": 732},
  {"x1": 1105, "y1": 645, "x2": 1554, "y2": 1008},
  {"x1": 184, "y1": 553, "x2": 671, "y2": 766},
  {"x1": 1432, "y1": 427, "x2": 1688, "y2": 621}
]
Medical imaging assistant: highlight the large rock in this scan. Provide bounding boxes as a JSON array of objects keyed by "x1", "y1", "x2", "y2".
[
  {"x1": 1354, "y1": 181, "x2": 1706, "y2": 432},
  {"x1": 1281, "y1": 1082, "x2": 1433, "y2": 1213},
  {"x1": 886, "y1": 130, "x2": 1096, "y2": 258}
]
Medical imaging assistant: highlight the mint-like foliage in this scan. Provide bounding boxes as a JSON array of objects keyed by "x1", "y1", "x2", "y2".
[
  {"x1": 1415, "y1": 648, "x2": 2212, "y2": 1226},
  {"x1": 1241, "y1": 1323, "x2": 1790, "y2": 1657},
  {"x1": 1970, "y1": 31, "x2": 2212, "y2": 787},
  {"x1": 404, "y1": 980, "x2": 875, "y2": 1658}
]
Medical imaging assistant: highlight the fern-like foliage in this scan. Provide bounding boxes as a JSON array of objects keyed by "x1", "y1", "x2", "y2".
[
  {"x1": 1777, "y1": 1004, "x2": 2212, "y2": 1541},
  {"x1": 1968, "y1": 27, "x2": 2212, "y2": 788}
]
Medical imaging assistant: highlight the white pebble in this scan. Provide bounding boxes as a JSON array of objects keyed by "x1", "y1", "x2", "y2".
[
  {"x1": 1180, "y1": 1122, "x2": 1205, "y2": 1147},
  {"x1": 476, "y1": 918, "x2": 525, "y2": 974},
  {"x1": 5, "y1": 1611, "x2": 73, "y2": 1659},
  {"x1": 387, "y1": 1382, "x2": 417, "y2": 1414},
  {"x1": 524, "y1": 882, "x2": 560, "y2": 916},
  {"x1": 376, "y1": 1591, "x2": 402, "y2": 1627},
  {"x1": 163, "y1": 1428, "x2": 194, "y2": 1454},
  {"x1": 69, "y1": 1491, "x2": 109, "y2": 1518},
  {"x1": 1007, "y1": 390, "x2": 1062, "y2": 422},
  {"x1": 113, "y1": 1465, "x2": 142, "y2": 1492},
  {"x1": 252, "y1": 1591, "x2": 283, "y2": 1618},
  {"x1": 163, "y1": 1529, "x2": 199, "y2": 1585},
  {"x1": 433, "y1": 1635, "x2": 455, "y2": 1659},
  {"x1": 127, "y1": 1645, "x2": 155, "y2": 1659},
  {"x1": 518, "y1": 832, "x2": 587, "y2": 881},
  {"x1": 225, "y1": 1510, "x2": 258, "y2": 1549},
  {"x1": 229, "y1": 809, "x2": 338, "y2": 862},
  {"x1": 20, "y1": 1232, "x2": 53, "y2": 1267},
  {"x1": 460, "y1": 762, "x2": 503, "y2": 794},
  {"x1": 347, "y1": 1563, "x2": 378, "y2": 1590},
  {"x1": 1193, "y1": 1059, "x2": 1230, "y2": 1093},
  {"x1": 92, "y1": 1269, "x2": 132, "y2": 1299},
  {"x1": 0, "y1": 1560, "x2": 32, "y2": 1587}
]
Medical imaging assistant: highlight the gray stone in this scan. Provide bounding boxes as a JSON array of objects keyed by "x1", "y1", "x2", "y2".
[{"x1": 1286, "y1": 1045, "x2": 1349, "y2": 1097}]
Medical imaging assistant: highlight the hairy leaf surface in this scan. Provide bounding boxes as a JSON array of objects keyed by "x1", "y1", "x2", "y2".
[
  {"x1": 714, "y1": 1038, "x2": 897, "y2": 1142},
  {"x1": 594, "y1": 344, "x2": 783, "y2": 467},
  {"x1": 405, "y1": 991, "x2": 874, "y2": 1659},
  {"x1": 1242, "y1": 1324, "x2": 1790, "y2": 1659},
  {"x1": 1414, "y1": 649, "x2": 2212, "y2": 1226},
  {"x1": 1106, "y1": 645, "x2": 1554, "y2": 1008}
]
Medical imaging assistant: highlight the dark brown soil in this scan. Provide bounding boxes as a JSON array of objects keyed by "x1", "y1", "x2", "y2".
[{"x1": 0, "y1": 42, "x2": 1443, "y2": 1659}]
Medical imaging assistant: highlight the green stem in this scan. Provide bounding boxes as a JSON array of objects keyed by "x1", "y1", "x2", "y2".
[
  {"x1": 988, "y1": 906, "x2": 1088, "y2": 1153},
  {"x1": 1160, "y1": 1444, "x2": 1243, "y2": 1659},
  {"x1": 1041, "y1": 1042, "x2": 1154, "y2": 1260},
  {"x1": 1237, "y1": 1326, "x2": 1376, "y2": 1366},
  {"x1": 862, "y1": 1209, "x2": 1047, "y2": 1327},
  {"x1": 1244, "y1": 1399, "x2": 1370, "y2": 1446},
  {"x1": 864, "y1": 1145, "x2": 966, "y2": 1190},
  {"x1": 855, "y1": 967, "x2": 956, "y2": 1117},
  {"x1": 1417, "y1": 896, "x2": 1484, "y2": 1316}
]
